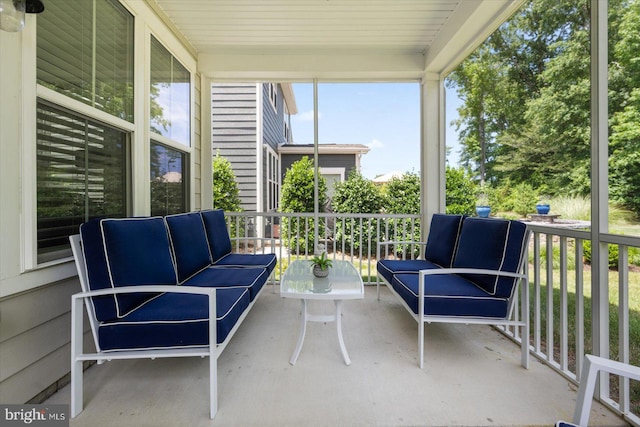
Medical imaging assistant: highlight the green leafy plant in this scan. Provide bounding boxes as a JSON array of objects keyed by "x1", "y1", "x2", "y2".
[{"x1": 311, "y1": 251, "x2": 332, "y2": 271}]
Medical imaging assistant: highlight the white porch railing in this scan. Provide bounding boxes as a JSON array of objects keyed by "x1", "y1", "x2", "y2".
[
  {"x1": 222, "y1": 211, "x2": 640, "y2": 425},
  {"x1": 224, "y1": 211, "x2": 420, "y2": 284}
]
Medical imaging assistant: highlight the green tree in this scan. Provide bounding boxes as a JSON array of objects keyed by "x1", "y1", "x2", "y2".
[
  {"x1": 332, "y1": 171, "x2": 384, "y2": 256},
  {"x1": 280, "y1": 157, "x2": 327, "y2": 254},
  {"x1": 609, "y1": 1, "x2": 640, "y2": 215}
]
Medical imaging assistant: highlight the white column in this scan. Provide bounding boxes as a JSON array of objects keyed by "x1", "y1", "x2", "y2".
[
  {"x1": 590, "y1": 0, "x2": 609, "y2": 398},
  {"x1": 421, "y1": 73, "x2": 446, "y2": 240},
  {"x1": 201, "y1": 74, "x2": 213, "y2": 209}
]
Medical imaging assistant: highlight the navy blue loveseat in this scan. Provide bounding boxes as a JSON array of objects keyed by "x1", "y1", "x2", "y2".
[
  {"x1": 377, "y1": 214, "x2": 530, "y2": 369},
  {"x1": 69, "y1": 210, "x2": 275, "y2": 419}
]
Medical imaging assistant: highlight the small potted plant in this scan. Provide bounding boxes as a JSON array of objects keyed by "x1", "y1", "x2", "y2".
[{"x1": 311, "y1": 251, "x2": 332, "y2": 278}]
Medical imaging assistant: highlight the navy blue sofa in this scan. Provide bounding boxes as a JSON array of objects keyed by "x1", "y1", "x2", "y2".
[
  {"x1": 69, "y1": 210, "x2": 275, "y2": 419},
  {"x1": 377, "y1": 214, "x2": 530, "y2": 369}
]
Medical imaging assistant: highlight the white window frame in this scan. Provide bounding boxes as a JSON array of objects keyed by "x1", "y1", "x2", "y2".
[
  {"x1": 266, "y1": 145, "x2": 280, "y2": 211},
  {"x1": 21, "y1": 1, "x2": 198, "y2": 273},
  {"x1": 268, "y1": 82, "x2": 277, "y2": 113}
]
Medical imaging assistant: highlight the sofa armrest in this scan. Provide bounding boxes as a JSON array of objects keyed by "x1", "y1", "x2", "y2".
[
  {"x1": 72, "y1": 285, "x2": 218, "y2": 353},
  {"x1": 417, "y1": 267, "x2": 527, "y2": 314},
  {"x1": 418, "y1": 267, "x2": 526, "y2": 281}
]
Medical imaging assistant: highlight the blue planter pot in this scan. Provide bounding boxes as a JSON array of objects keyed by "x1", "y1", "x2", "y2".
[
  {"x1": 476, "y1": 206, "x2": 491, "y2": 218},
  {"x1": 536, "y1": 204, "x2": 550, "y2": 215}
]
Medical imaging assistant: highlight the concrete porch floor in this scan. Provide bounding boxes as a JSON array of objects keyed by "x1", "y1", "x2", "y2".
[{"x1": 46, "y1": 286, "x2": 627, "y2": 427}]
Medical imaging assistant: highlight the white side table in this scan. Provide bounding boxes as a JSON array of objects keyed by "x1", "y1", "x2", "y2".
[{"x1": 280, "y1": 260, "x2": 364, "y2": 365}]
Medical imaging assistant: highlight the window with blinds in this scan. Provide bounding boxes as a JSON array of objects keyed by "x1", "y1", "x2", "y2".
[
  {"x1": 150, "y1": 36, "x2": 191, "y2": 146},
  {"x1": 36, "y1": 101, "x2": 129, "y2": 263},
  {"x1": 150, "y1": 142, "x2": 188, "y2": 217},
  {"x1": 36, "y1": 0, "x2": 134, "y2": 122}
]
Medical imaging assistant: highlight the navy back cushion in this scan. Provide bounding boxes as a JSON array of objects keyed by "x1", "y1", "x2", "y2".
[
  {"x1": 79, "y1": 219, "x2": 118, "y2": 321},
  {"x1": 424, "y1": 214, "x2": 464, "y2": 267},
  {"x1": 101, "y1": 217, "x2": 177, "y2": 317},
  {"x1": 494, "y1": 219, "x2": 528, "y2": 297},
  {"x1": 453, "y1": 218, "x2": 509, "y2": 295},
  {"x1": 200, "y1": 210, "x2": 232, "y2": 262},
  {"x1": 165, "y1": 212, "x2": 212, "y2": 283},
  {"x1": 453, "y1": 218, "x2": 528, "y2": 297}
]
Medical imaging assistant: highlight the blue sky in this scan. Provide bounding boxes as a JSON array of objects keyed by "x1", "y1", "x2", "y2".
[{"x1": 290, "y1": 82, "x2": 462, "y2": 179}]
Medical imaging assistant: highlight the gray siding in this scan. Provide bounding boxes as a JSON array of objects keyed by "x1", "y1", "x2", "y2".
[
  {"x1": 211, "y1": 83, "x2": 257, "y2": 211},
  {"x1": 262, "y1": 83, "x2": 286, "y2": 152},
  {"x1": 262, "y1": 84, "x2": 287, "y2": 212},
  {"x1": 0, "y1": 278, "x2": 93, "y2": 403},
  {"x1": 280, "y1": 153, "x2": 357, "y2": 182}
]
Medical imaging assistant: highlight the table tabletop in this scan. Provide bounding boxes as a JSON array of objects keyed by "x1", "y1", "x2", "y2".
[{"x1": 280, "y1": 259, "x2": 364, "y2": 300}]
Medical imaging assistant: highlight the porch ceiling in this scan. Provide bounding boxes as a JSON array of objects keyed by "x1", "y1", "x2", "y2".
[{"x1": 147, "y1": 0, "x2": 524, "y2": 80}]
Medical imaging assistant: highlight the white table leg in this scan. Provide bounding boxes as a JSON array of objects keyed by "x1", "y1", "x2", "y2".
[
  {"x1": 290, "y1": 299, "x2": 308, "y2": 365},
  {"x1": 335, "y1": 300, "x2": 351, "y2": 365}
]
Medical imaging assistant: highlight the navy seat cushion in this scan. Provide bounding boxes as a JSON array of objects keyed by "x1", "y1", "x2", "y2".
[
  {"x1": 392, "y1": 273, "x2": 509, "y2": 318},
  {"x1": 101, "y1": 217, "x2": 177, "y2": 317},
  {"x1": 424, "y1": 214, "x2": 464, "y2": 267},
  {"x1": 377, "y1": 259, "x2": 441, "y2": 285},
  {"x1": 183, "y1": 267, "x2": 270, "y2": 301},
  {"x1": 200, "y1": 210, "x2": 233, "y2": 262},
  {"x1": 80, "y1": 219, "x2": 118, "y2": 321},
  {"x1": 165, "y1": 212, "x2": 213, "y2": 283},
  {"x1": 97, "y1": 287, "x2": 250, "y2": 350},
  {"x1": 453, "y1": 218, "x2": 527, "y2": 297},
  {"x1": 213, "y1": 253, "x2": 277, "y2": 274}
]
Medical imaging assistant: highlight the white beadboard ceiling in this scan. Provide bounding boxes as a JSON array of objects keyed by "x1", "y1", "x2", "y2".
[{"x1": 148, "y1": 0, "x2": 523, "y2": 79}]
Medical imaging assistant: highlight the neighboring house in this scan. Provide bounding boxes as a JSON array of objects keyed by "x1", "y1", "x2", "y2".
[
  {"x1": 212, "y1": 82, "x2": 296, "y2": 213},
  {"x1": 279, "y1": 143, "x2": 370, "y2": 200},
  {"x1": 372, "y1": 171, "x2": 403, "y2": 186},
  {"x1": 211, "y1": 83, "x2": 370, "y2": 212}
]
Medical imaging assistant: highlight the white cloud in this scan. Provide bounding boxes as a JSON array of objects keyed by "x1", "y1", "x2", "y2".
[
  {"x1": 367, "y1": 139, "x2": 384, "y2": 149},
  {"x1": 295, "y1": 110, "x2": 322, "y2": 121}
]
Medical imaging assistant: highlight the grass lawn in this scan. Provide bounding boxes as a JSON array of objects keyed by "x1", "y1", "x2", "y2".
[{"x1": 531, "y1": 264, "x2": 640, "y2": 412}]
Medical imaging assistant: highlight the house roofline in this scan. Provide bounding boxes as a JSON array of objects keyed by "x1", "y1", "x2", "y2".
[
  {"x1": 278, "y1": 143, "x2": 370, "y2": 155},
  {"x1": 281, "y1": 83, "x2": 298, "y2": 115}
]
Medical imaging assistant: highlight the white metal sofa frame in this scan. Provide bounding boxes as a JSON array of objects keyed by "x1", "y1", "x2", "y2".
[
  {"x1": 377, "y1": 216, "x2": 530, "y2": 369},
  {"x1": 69, "y1": 234, "x2": 257, "y2": 419}
]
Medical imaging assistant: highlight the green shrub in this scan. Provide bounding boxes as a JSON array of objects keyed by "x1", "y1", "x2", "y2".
[
  {"x1": 332, "y1": 171, "x2": 384, "y2": 256},
  {"x1": 213, "y1": 153, "x2": 242, "y2": 212},
  {"x1": 280, "y1": 157, "x2": 327, "y2": 254},
  {"x1": 212, "y1": 153, "x2": 244, "y2": 236},
  {"x1": 584, "y1": 240, "x2": 620, "y2": 270},
  {"x1": 384, "y1": 171, "x2": 421, "y2": 257},
  {"x1": 584, "y1": 239, "x2": 640, "y2": 270},
  {"x1": 445, "y1": 166, "x2": 477, "y2": 215}
]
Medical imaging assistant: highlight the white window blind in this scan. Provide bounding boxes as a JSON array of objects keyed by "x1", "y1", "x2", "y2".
[{"x1": 37, "y1": 0, "x2": 134, "y2": 121}]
